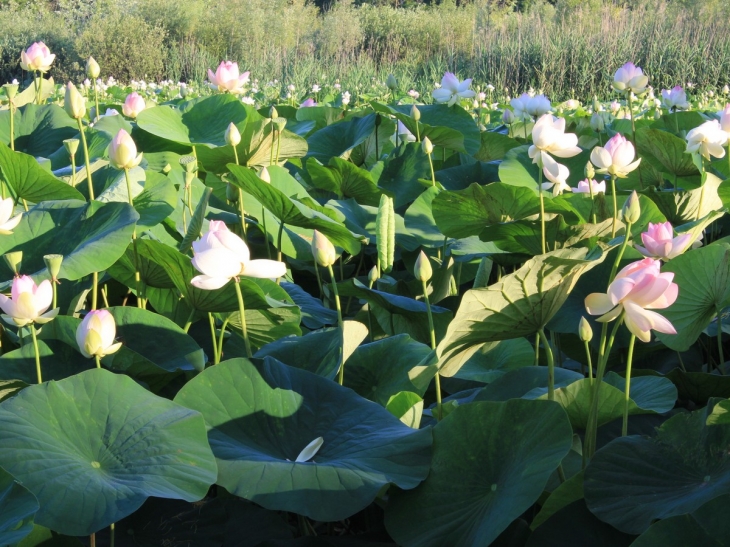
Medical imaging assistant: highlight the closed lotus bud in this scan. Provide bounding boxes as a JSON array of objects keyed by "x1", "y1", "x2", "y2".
[
  {"x1": 590, "y1": 112, "x2": 604, "y2": 132},
  {"x1": 414, "y1": 250, "x2": 432, "y2": 283},
  {"x1": 585, "y1": 161, "x2": 595, "y2": 180},
  {"x1": 259, "y1": 166, "x2": 271, "y2": 183},
  {"x1": 422, "y1": 136, "x2": 434, "y2": 155},
  {"x1": 502, "y1": 109, "x2": 515, "y2": 124},
  {"x1": 226, "y1": 182, "x2": 238, "y2": 202},
  {"x1": 64, "y1": 82, "x2": 85, "y2": 119},
  {"x1": 311, "y1": 230, "x2": 336, "y2": 267},
  {"x1": 579, "y1": 316, "x2": 593, "y2": 342},
  {"x1": 86, "y1": 56, "x2": 100, "y2": 79},
  {"x1": 273, "y1": 117, "x2": 287, "y2": 132},
  {"x1": 76, "y1": 309, "x2": 122, "y2": 359},
  {"x1": 411, "y1": 105, "x2": 421, "y2": 121},
  {"x1": 63, "y1": 138, "x2": 79, "y2": 157},
  {"x1": 368, "y1": 265, "x2": 379, "y2": 284},
  {"x1": 4, "y1": 83, "x2": 18, "y2": 100},
  {"x1": 592, "y1": 96, "x2": 601, "y2": 112},
  {"x1": 108, "y1": 129, "x2": 143, "y2": 170},
  {"x1": 269, "y1": 106, "x2": 278, "y2": 119},
  {"x1": 622, "y1": 190, "x2": 641, "y2": 224},
  {"x1": 386, "y1": 73, "x2": 398, "y2": 91},
  {"x1": 654, "y1": 109, "x2": 662, "y2": 120},
  {"x1": 43, "y1": 254, "x2": 63, "y2": 279},
  {"x1": 4, "y1": 251, "x2": 22, "y2": 276},
  {"x1": 225, "y1": 122, "x2": 241, "y2": 147}
]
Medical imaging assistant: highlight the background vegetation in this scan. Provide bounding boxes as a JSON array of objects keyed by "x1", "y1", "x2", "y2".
[{"x1": 1, "y1": 0, "x2": 729, "y2": 98}]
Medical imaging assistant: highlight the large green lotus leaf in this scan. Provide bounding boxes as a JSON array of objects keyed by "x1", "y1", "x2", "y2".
[
  {"x1": 173, "y1": 357, "x2": 432, "y2": 521},
  {"x1": 228, "y1": 164, "x2": 363, "y2": 255},
  {"x1": 0, "y1": 369, "x2": 217, "y2": 536},
  {"x1": 0, "y1": 339, "x2": 93, "y2": 383},
  {"x1": 403, "y1": 186, "x2": 445, "y2": 248},
  {"x1": 107, "y1": 242, "x2": 176, "y2": 291},
  {"x1": 375, "y1": 103, "x2": 481, "y2": 156},
  {"x1": 531, "y1": 470, "x2": 584, "y2": 531},
  {"x1": 437, "y1": 248, "x2": 604, "y2": 374},
  {"x1": 707, "y1": 399, "x2": 730, "y2": 426},
  {"x1": 15, "y1": 525, "x2": 83, "y2": 546},
  {"x1": 336, "y1": 279, "x2": 452, "y2": 346},
  {"x1": 387, "y1": 391, "x2": 425, "y2": 429},
  {"x1": 663, "y1": 369, "x2": 730, "y2": 404},
  {"x1": 447, "y1": 338, "x2": 535, "y2": 382},
  {"x1": 280, "y1": 282, "x2": 338, "y2": 329},
  {"x1": 474, "y1": 366, "x2": 584, "y2": 402},
  {"x1": 432, "y1": 182, "x2": 540, "y2": 239},
  {"x1": 630, "y1": 494, "x2": 730, "y2": 547},
  {"x1": 306, "y1": 156, "x2": 383, "y2": 207},
  {"x1": 584, "y1": 399, "x2": 730, "y2": 534},
  {"x1": 384, "y1": 399, "x2": 573, "y2": 547},
  {"x1": 542, "y1": 373, "x2": 677, "y2": 429},
  {"x1": 196, "y1": 115, "x2": 307, "y2": 172},
  {"x1": 343, "y1": 334, "x2": 435, "y2": 406},
  {"x1": 0, "y1": 200, "x2": 137, "y2": 282},
  {"x1": 0, "y1": 466, "x2": 38, "y2": 545},
  {"x1": 644, "y1": 173, "x2": 723, "y2": 224},
  {"x1": 254, "y1": 328, "x2": 342, "y2": 380},
  {"x1": 305, "y1": 113, "x2": 382, "y2": 164},
  {"x1": 652, "y1": 111, "x2": 707, "y2": 133},
  {"x1": 90, "y1": 113, "x2": 133, "y2": 138},
  {"x1": 636, "y1": 128, "x2": 698, "y2": 178},
  {"x1": 525, "y1": 500, "x2": 635, "y2": 547},
  {"x1": 344, "y1": 114, "x2": 396, "y2": 167},
  {"x1": 435, "y1": 160, "x2": 500, "y2": 191},
  {"x1": 473, "y1": 131, "x2": 521, "y2": 162},
  {"x1": 654, "y1": 243, "x2": 730, "y2": 351},
  {"x1": 0, "y1": 103, "x2": 78, "y2": 158},
  {"x1": 376, "y1": 142, "x2": 431, "y2": 208},
  {"x1": 0, "y1": 142, "x2": 84, "y2": 202},
  {"x1": 135, "y1": 94, "x2": 248, "y2": 147},
  {"x1": 0, "y1": 379, "x2": 28, "y2": 403},
  {"x1": 499, "y1": 145, "x2": 591, "y2": 188}
]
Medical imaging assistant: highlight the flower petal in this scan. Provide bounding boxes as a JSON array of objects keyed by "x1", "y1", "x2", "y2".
[
  {"x1": 242, "y1": 259, "x2": 287, "y2": 279},
  {"x1": 191, "y1": 275, "x2": 231, "y2": 290}
]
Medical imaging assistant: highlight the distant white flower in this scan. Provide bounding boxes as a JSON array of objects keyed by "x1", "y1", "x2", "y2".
[
  {"x1": 661, "y1": 86, "x2": 689, "y2": 111},
  {"x1": 312, "y1": 84, "x2": 321, "y2": 93},
  {"x1": 408, "y1": 89, "x2": 420, "y2": 99},
  {"x1": 432, "y1": 72, "x2": 475, "y2": 106}
]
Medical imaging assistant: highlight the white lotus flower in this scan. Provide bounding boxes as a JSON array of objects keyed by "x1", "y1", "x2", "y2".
[
  {"x1": 0, "y1": 198, "x2": 23, "y2": 235},
  {"x1": 76, "y1": 309, "x2": 122, "y2": 358},
  {"x1": 685, "y1": 120, "x2": 728, "y2": 160},
  {"x1": 528, "y1": 114, "x2": 581, "y2": 167},
  {"x1": 541, "y1": 154, "x2": 571, "y2": 196},
  {"x1": 590, "y1": 134, "x2": 641, "y2": 178},
  {"x1": 0, "y1": 275, "x2": 58, "y2": 327},
  {"x1": 432, "y1": 72, "x2": 475, "y2": 106}
]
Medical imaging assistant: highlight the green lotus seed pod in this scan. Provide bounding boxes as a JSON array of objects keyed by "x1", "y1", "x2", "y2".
[
  {"x1": 63, "y1": 138, "x2": 80, "y2": 157},
  {"x1": 43, "y1": 254, "x2": 63, "y2": 279},
  {"x1": 4, "y1": 251, "x2": 22, "y2": 276}
]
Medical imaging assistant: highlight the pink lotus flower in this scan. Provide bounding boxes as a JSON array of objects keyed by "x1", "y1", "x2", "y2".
[
  {"x1": 20, "y1": 42, "x2": 55, "y2": 73},
  {"x1": 613, "y1": 62, "x2": 649, "y2": 94},
  {"x1": 635, "y1": 222, "x2": 693, "y2": 261},
  {"x1": 122, "y1": 92, "x2": 146, "y2": 118},
  {"x1": 590, "y1": 133, "x2": 641, "y2": 178},
  {"x1": 528, "y1": 114, "x2": 581, "y2": 168},
  {"x1": 432, "y1": 72, "x2": 475, "y2": 106},
  {"x1": 300, "y1": 98, "x2": 317, "y2": 107},
  {"x1": 191, "y1": 221, "x2": 286, "y2": 290},
  {"x1": 0, "y1": 276, "x2": 58, "y2": 327},
  {"x1": 718, "y1": 104, "x2": 730, "y2": 133},
  {"x1": 585, "y1": 258, "x2": 677, "y2": 342},
  {"x1": 572, "y1": 179, "x2": 606, "y2": 194},
  {"x1": 661, "y1": 86, "x2": 689, "y2": 111},
  {"x1": 207, "y1": 61, "x2": 250, "y2": 94}
]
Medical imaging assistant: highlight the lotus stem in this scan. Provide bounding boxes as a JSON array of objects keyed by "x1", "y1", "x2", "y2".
[
  {"x1": 422, "y1": 279, "x2": 442, "y2": 420},
  {"x1": 123, "y1": 168, "x2": 143, "y2": 308},
  {"x1": 183, "y1": 308, "x2": 195, "y2": 333},
  {"x1": 584, "y1": 340, "x2": 594, "y2": 384},
  {"x1": 216, "y1": 317, "x2": 229, "y2": 364},
  {"x1": 622, "y1": 334, "x2": 636, "y2": 436},
  {"x1": 232, "y1": 146, "x2": 247, "y2": 241},
  {"x1": 91, "y1": 271, "x2": 98, "y2": 310},
  {"x1": 627, "y1": 92, "x2": 642, "y2": 188},
  {"x1": 427, "y1": 150, "x2": 436, "y2": 187},
  {"x1": 234, "y1": 281, "x2": 252, "y2": 359},
  {"x1": 538, "y1": 167, "x2": 546, "y2": 254},
  {"x1": 77, "y1": 118, "x2": 94, "y2": 200},
  {"x1": 697, "y1": 157, "x2": 706, "y2": 222},
  {"x1": 538, "y1": 329, "x2": 555, "y2": 401},
  {"x1": 717, "y1": 306, "x2": 725, "y2": 374},
  {"x1": 208, "y1": 313, "x2": 218, "y2": 364},
  {"x1": 92, "y1": 78, "x2": 100, "y2": 123},
  {"x1": 327, "y1": 264, "x2": 345, "y2": 385},
  {"x1": 94, "y1": 355, "x2": 101, "y2": 370},
  {"x1": 610, "y1": 175, "x2": 618, "y2": 238},
  {"x1": 30, "y1": 323, "x2": 42, "y2": 384},
  {"x1": 608, "y1": 219, "x2": 633, "y2": 284},
  {"x1": 8, "y1": 99, "x2": 14, "y2": 151},
  {"x1": 261, "y1": 206, "x2": 271, "y2": 259}
]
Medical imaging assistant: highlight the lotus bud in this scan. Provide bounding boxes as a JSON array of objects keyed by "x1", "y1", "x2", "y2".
[
  {"x1": 63, "y1": 138, "x2": 79, "y2": 157},
  {"x1": 3, "y1": 83, "x2": 18, "y2": 101},
  {"x1": 654, "y1": 109, "x2": 662, "y2": 120},
  {"x1": 622, "y1": 190, "x2": 641, "y2": 224},
  {"x1": 86, "y1": 56, "x2": 100, "y2": 79},
  {"x1": 225, "y1": 122, "x2": 241, "y2": 147},
  {"x1": 108, "y1": 129, "x2": 143, "y2": 170},
  {"x1": 368, "y1": 265, "x2": 379, "y2": 284},
  {"x1": 259, "y1": 166, "x2": 271, "y2": 183},
  {"x1": 592, "y1": 96, "x2": 601, "y2": 111},
  {"x1": 411, "y1": 105, "x2": 421, "y2": 121},
  {"x1": 502, "y1": 109, "x2": 515, "y2": 124},
  {"x1": 386, "y1": 73, "x2": 398, "y2": 91},
  {"x1": 590, "y1": 112, "x2": 604, "y2": 132},
  {"x1": 226, "y1": 182, "x2": 238, "y2": 202},
  {"x1": 76, "y1": 309, "x2": 122, "y2": 359},
  {"x1": 64, "y1": 82, "x2": 85, "y2": 120},
  {"x1": 311, "y1": 230, "x2": 336, "y2": 267},
  {"x1": 273, "y1": 117, "x2": 287, "y2": 132},
  {"x1": 43, "y1": 254, "x2": 63, "y2": 280},
  {"x1": 4, "y1": 251, "x2": 22, "y2": 276},
  {"x1": 269, "y1": 106, "x2": 278, "y2": 120},
  {"x1": 414, "y1": 250, "x2": 432, "y2": 283},
  {"x1": 578, "y1": 316, "x2": 593, "y2": 342},
  {"x1": 585, "y1": 161, "x2": 595, "y2": 180},
  {"x1": 422, "y1": 136, "x2": 434, "y2": 155}
]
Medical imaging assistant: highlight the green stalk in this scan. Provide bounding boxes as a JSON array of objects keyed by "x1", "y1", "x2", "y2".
[
  {"x1": 717, "y1": 306, "x2": 725, "y2": 374},
  {"x1": 276, "y1": 221, "x2": 285, "y2": 267},
  {"x1": 92, "y1": 79, "x2": 100, "y2": 123},
  {"x1": 427, "y1": 151, "x2": 436, "y2": 187},
  {"x1": 608, "y1": 219, "x2": 633, "y2": 283},
  {"x1": 77, "y1": 118, "x2": 95, "y2": 200},
  {"x1": 627, "y1": 92, "x2": 642, "y2": 188},
  {"x1": 534, "y1": 332, "x2": 540, "y2": 366},
  {"x1": 261, "y1": 206, "x2": 271, "y2": 259},
  {"x1": 34, "y1": 72, "x2": 41, "y2": 105},
  {"x1": 9, "y1": 99, "x2": 14, "y2": 151},
  {"x1": 124, "y1": 169, "x2": 143, "y2": 307},
  {"x1": 422, "y1": 279, "x2": 442, "y2": 421},
  {"x1": 208, "y1": 313, "x2": 219, "y2": 364},
  {"x1": 584, "y1": 340, "x2": 594, "y2": 383},
  {"x1": 94, "y1": 355, "x2": 102, "y2": 369},
  {"x1": 234, "y1": 281, "x2": 252, "y2": 359},
  {"x1": 697, "y1": 157, "x2": 706, "y2": 222},
  {"x1": 70, "y1": 153, "x2": 76, "y2": 187},
  {"x1": 327, "y1": 264, "x2": 344, "y2": 385},
  {"x1": 183, "y1": 308, "x2": 196, "y2": 333},
  {"x1": 538, "y1": 329, "x2": 555, "y2": 401},
  {"x1": 216, "y1": 317, "x2": 229, "y2": 364},
  {"x1": 30, "y1": 324, "x2": 42, "y2": 384},
  {"x1": 232, "y1": 146, "x2": 247, "y2": 240},
  {"x1": 91, "y1": 271, "x2": 98, "y2": 310},
  {"x1": 621, "y1": 334, "x2": 636, "y2": 436},
  {"x1": 610, "y1": 175, "x2": 618, "y2": 238},
  {"x1": 538, "y1": 167, "x2": 547, "y2": 254},
  {"x1": 588, "y1": 180, "x2": 597, "y2": 224}
]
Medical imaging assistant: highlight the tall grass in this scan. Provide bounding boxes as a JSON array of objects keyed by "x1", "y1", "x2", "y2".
[{"x1": 1, "y1": 0, "x2": 729, "y2": 99}]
